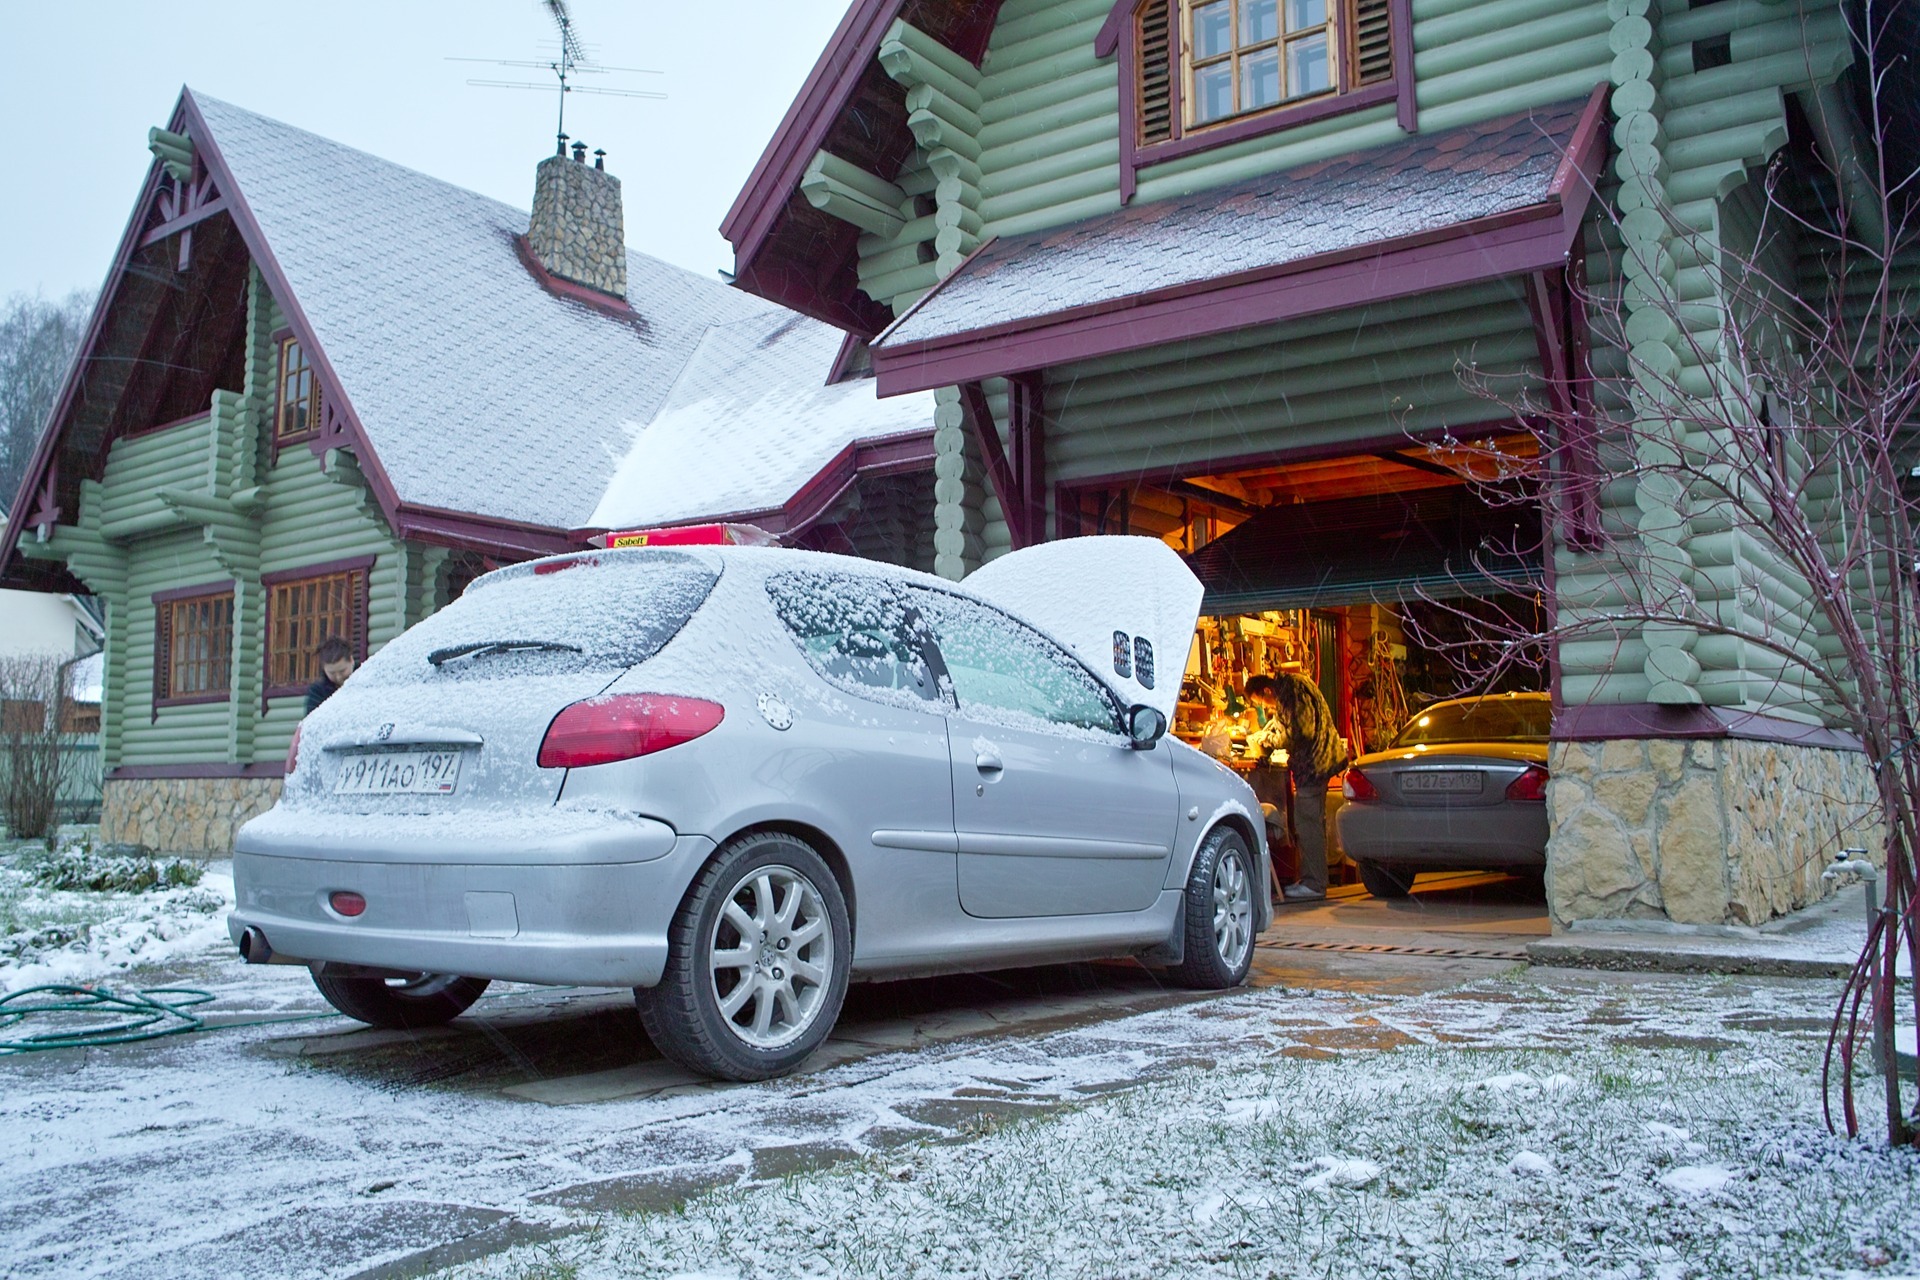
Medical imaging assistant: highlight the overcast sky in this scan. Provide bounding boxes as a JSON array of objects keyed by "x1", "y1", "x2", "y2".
[{"x1": 0, "y1": 0, "x2": 851, "y2": 302}]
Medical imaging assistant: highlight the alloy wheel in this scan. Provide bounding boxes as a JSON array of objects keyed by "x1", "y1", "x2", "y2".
[
  {"x1": 706, "y1": 863, "x2": 834, "y2": 1050},
  {"x1": 1212, "y1": 847, "x2": 1254, "y2": 968}
]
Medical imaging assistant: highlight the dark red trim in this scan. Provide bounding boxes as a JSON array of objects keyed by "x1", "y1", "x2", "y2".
[
  {"x1": 510, "y1": 234, "x2": 637, "y2": 316},
  {"x1": 108, "y1": 762, "x2": 288, "y2": 781},
  {"x1": 1551, "y1": 83, "x2": 1612, "y2": 200},
  {"x1": 1095, "y1": 0, "x2": 1132, "y2": 57},
  {"x1": 587, "y1": 428, "x2": 938, "y2": 540},
  {"x1": 261, "y1": 557, "x2": 372, "y2": 705},
  {"x1": 722, "y1": 0, "x2": 912, "y2": 267},
  {"x1": 152, "y1": 579, "x2": 236, "y2": 606},
  {"x1": 1390, "y1": 0, "x2": 1416, "y2": 132},
  {"x1": 1552, "y1": 704, "x2": 1863, "y2": 752},
  {"x1": 874, "y1": 203, "x2": 1584, "y2": 395},
  {"x1": 0, "y1": 105, "x2": 177, "y2": 578},
  {"x1": 258, "y1": 554, "x2": 377, "y2": 588},
  {"x1": 175, "y1": 91, "x2": 412, "y2": 546},
  {"x1": 827, "y1": 332, "x2": 865, "y2": 385},
  {"x1": 151, "y1": 580, "x2": 236, "y2": 716},
  {"x1": 137, "y1": 194, "x2": 228, "y2": 248},
  {"x1": 960, "y1": 382, "x2": 1028, "y2": 547},
  {"x1": 1138, "y1": 82, "x2": 1398, "y2": 167}
]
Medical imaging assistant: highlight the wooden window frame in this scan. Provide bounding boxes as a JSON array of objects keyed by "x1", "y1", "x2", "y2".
[
  {"x1": 272, "y1": 328, "x2": 321, "y2": 448},
  {"x1": 1182, "y1": 0, "x2": 1338, "y2": 132},
  {"x1": 261, "y1": 556, "x2": 374, "y2": 704},
  {"x1": 152, "y1": 582, "x2": 236, "y2": 715},
  {"x1": 1113, "y1": 0, "x2": 1415, "y2": 203}
]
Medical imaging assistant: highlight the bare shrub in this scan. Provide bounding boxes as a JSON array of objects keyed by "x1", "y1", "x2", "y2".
[{"x1": 0, "y1": 653, "x2": 78, "y2": 843}]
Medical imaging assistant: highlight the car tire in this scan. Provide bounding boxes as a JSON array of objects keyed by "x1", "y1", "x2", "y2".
[
  {"x1": 310, "y1": 970, "x2": 490, "y2": 1029},
  {"x1": 1169, "y1": 826, "x2": 1257, "y2": 990},
  {"x1": 1356, "y1": 861, "x2": 1416, "y2": 899},
  {"x1": 635, "y1": 831, "x2": 851, "y2": 1081}
]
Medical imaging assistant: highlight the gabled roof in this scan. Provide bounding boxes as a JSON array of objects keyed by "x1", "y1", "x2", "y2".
[
  {"x1": 870, "y1": 90, "x2": 1610, "y2": 393},
  {"x1": 720, "y1": 0, "x2": 1004, "y2": 336},
  {"x1": 589, "y1": 312, "x2": 936, "y2": 535},
  {"x1": 191, "y1": 92, "x2": 776, "y2": 532},
  {"x1": 4, "y1": 89, "x2": 932, "y2": 587}
]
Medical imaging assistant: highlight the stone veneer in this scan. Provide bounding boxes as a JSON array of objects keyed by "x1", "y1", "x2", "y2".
[
  {"x1": 100, "y1": 777, "x2": 282, "y2": 855},
  {"x1": 527, "y1": 153, "x2": 627, "y2": 299},
  {"x1": 1546, "y1": 737, "x2": 1884, "y2": 929}
]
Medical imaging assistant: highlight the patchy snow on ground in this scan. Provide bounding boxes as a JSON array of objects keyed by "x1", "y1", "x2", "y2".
[
  {"x1": 0, "y1": 838, "x2": 232, "y2": 994},
  {"x1": 437, "y1": 979, "x2": 1920, "y2": 1280}
]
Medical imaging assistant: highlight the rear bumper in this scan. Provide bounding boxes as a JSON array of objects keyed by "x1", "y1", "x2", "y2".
[
  {"x1": 228, "y1": 815, "x2": 715, "y2": 987},
  {"x1": 1336, "y1": 803, "x2": 1548, "y2": 869}
]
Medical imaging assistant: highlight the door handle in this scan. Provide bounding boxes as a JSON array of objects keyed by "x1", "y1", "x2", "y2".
[{"x1": 974, "y1": 748, "x2": 1004, "y2": 774}]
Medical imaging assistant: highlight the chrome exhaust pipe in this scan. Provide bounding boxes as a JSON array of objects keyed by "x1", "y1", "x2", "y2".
[{"x1": 239, "y1": 926, "x2": 273, "y2": 964}]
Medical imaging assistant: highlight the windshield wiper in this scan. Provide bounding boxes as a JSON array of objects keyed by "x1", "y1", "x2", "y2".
[{"x1": 428, "y1": 639, "x2": 584, "y2": 667}]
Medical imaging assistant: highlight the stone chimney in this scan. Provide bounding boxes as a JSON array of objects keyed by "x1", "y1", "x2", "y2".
[{"x1": 527, "y1": 142, "x2": 627, "y2": 299}]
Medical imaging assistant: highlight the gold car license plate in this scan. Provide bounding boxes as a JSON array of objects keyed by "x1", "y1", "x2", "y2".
[{"x1": 334, "y1": 749, "x2": 464, "y2": 795}]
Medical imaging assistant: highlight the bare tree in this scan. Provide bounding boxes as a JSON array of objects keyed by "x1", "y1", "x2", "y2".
[
  {"x1": 1423, "y1": 7, "x2": 1918, "y2": 1144},
  {"x1": 0, "y1": 653, "x2": 81, "y2": 844},
  {"x1": 0, "y1": 289, "x2": 92, "y2": 512}
]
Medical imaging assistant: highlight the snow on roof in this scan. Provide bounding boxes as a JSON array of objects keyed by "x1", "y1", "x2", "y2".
[
  {"x1": 588, "y1": 311, "x2": 935, "y2": 530},
  {"x1": 193, "y1": 93, "x2": 779, "y2": 530},
  {"x1": 878, "y1": 99, "x2": 1592, "y2": 348}
]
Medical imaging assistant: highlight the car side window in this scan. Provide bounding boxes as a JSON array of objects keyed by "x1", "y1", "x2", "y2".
[
  {"x1": 765, "y1": 571, "x2": 939, "y2": 704},
  {"x1": 901, "y1": 586, "x2": 1123, "y2": 737}
]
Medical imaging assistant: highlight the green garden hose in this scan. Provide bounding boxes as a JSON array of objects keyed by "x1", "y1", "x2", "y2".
[{"x1": 0, "y1": 983, "x2": 215, "y2": 1053}]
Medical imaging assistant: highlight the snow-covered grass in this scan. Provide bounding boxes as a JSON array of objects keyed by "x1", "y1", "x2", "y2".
[
  {"x1": 0, "y1": 830, "x2": 231, "y2": 993},
  {"x1": 443, "y1": 1000, "x2": 1920, "y2": 1280}
]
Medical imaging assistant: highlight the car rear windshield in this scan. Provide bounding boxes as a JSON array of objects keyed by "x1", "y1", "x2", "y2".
[
  {"x1": 357, "y1": 552, "x2": 720, "y2": 683},
  {"x1": 1392, "y1": 698, "x2": 1552, "y2": 746}
]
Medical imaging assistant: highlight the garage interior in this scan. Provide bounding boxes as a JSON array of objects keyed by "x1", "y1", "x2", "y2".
[{"x1": 1060, "y1": 435, "x2": 1553, "y2": 947}]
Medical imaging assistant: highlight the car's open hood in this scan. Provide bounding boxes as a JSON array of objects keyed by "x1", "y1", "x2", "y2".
[{"x1": 963, "y1": 536, "x2": 1202, "y2": 719}]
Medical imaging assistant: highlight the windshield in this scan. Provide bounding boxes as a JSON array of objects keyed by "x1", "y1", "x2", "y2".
[
  {"x1": 1392, "y1": 698, "x2": 1551, "y2": 746},
  {"x1": 356, "y1": 552, "x2": 719, "y2": 685}
]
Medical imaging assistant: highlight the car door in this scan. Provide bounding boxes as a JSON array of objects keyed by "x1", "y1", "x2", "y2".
[
  {"x1": 901, "y1": 585, "x2": 1179, "y2": 919},
  {"x1": 763, "y1": 570, "x2": 957, "y2": 959}
]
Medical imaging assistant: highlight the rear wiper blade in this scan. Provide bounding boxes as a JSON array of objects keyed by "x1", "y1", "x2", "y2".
[{"x1": 427, "y1": 639, "x2": 584, "y2": 667}]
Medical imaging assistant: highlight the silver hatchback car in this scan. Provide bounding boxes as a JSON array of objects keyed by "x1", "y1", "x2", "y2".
[{"x1": 231, "y1": 538, "x2": 1268, "y2": 1079}]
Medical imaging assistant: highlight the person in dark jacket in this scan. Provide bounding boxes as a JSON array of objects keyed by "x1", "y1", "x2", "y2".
[
  {"x1": 1245, "y1": 671, "x2": 1345, "y2": 902},
  {"x1": 304, "y1": 636, "x2": 356, "y2": 715}
]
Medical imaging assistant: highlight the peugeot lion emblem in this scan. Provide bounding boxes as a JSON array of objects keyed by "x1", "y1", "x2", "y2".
[{"x1": 377, "y1": 723, "x2": 394, "y2": 742}]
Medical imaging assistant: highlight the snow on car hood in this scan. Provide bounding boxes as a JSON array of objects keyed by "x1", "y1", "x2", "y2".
[{"x1": 963, "y1": 536, "x2": 1202, "y2": 720}]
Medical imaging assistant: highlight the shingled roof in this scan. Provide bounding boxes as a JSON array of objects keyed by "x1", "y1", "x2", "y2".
[
  {"x1": 3, "y1": 90, "x2": 932, "y2": 588},
  {"x1": 869, "y1": 90, "x2": 1610, "y2": 393}
]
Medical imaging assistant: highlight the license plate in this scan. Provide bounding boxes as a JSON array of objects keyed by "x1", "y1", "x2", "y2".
[
  {"x1": 1400, "y1": 770, "x2": 1481, "y2": 793},
  {"x1": 334, "y1": 749, "x2": 464, "y2": 795}
]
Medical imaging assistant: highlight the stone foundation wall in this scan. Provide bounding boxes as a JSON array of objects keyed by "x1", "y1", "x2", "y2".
[
  {"x1": 1546, "y1": 737, "x2": 1884, "y2": 929},
  {"x1": 100, "y1": 777, "x2": 283, "y2": 855}
]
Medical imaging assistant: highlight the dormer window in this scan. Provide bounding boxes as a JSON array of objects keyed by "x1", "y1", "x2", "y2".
[{"x1": 1117, "y1": 0, "x2": 1411, "y2": 197}]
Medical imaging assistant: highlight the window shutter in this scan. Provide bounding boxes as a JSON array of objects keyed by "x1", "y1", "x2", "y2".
[
  {"x1": 1137, "y1": 0, "x2": 1175, "y2": 145},
  {"x1": 154, "y1": 603, "x2": 173, "y2": 715},
  {"x1": 1351, "y1": 0, "x2": 1394, "y2": 86},
  {"x1": 352, "y1": 570, "x2": 369, "y2": 660}
]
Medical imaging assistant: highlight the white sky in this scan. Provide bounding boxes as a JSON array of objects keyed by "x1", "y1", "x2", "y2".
[{"x1": 0, "y1": 0, "x2": 852, "y2": 301}]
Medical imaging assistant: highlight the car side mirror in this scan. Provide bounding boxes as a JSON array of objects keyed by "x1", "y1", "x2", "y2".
[{"x1": 1126, "y1": 704, "x2": 1168, "y2": 750}]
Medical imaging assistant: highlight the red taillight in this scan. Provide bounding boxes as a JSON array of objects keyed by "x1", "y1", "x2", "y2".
[
  {"x1": 1342, "y1": 767, "x2": 1380, "y2": 802},
  {"x1": 537, "y1": 693, "x2": 725, "y2": 768},
  {"x1": 534, "y1": 555, "x2": 599, "y2": 575},
  {"x1": 1506, "y1": 765, "x2": 1550, "y2": 803},
  {"x1": 286, "y1": 722, "x2": 304, "y2": 774},
  {"x1": 330, "y1": 890, "x2": 366, "y2": 917}
]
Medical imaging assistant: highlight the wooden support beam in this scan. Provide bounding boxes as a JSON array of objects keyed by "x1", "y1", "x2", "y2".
[
  {"x1": 1008, "y1": 371, "x2": 1046, "y2": 544},
  {"x1": 959, "y1": 380, "x2": 1029, "y2": 549}
]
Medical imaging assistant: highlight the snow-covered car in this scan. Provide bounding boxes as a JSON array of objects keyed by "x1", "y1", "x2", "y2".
[
  {"x1": 230, "y1": 537, "x2": 1268, "y2": 1079},
  {"x1": 1335, "y1": 692, "x2": 1551, "y2": 898}
]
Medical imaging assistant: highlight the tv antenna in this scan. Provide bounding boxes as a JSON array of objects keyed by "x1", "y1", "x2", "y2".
[{"x1": 450, "y1": 0, "x2": 664, "y2": 154}]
